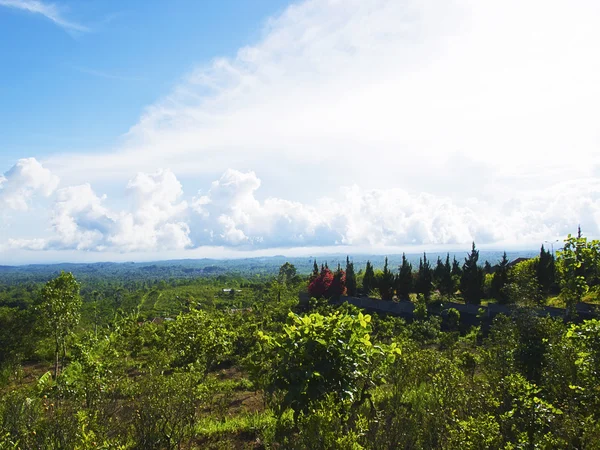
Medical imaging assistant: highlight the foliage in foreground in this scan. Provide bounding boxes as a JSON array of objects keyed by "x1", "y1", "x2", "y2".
[{"x1": 2, "y1": 259, "x2": 600, "y2": 448}]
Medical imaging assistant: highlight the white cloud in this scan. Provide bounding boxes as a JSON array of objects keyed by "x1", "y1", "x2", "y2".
[
  {"x1": 190, "y1": 169, "x2": 339, "y2": 247},
  {"x1": 4, "y1": 0, "x2": 600, "y2": 260},
  {"x1": 186, "y1": 170, "x2": 599, "y2": 250},
  {"x1": 3, "y1": 167, "x2": 600, "y2": 260},
  {"x1": 9, "y1": 168, "x2": 191, "y2": 252},
  {"x1": 332, "y1": 186, "x2": 487, "y2": 247},
  {"x1": 108, "y1": 170, "x2": 190, "y2": 251},
  {"x1": 0, "y1": 0, "x2": 88, "y2": 32},
  {"x1": 0, "y1": 158, "x2": 59, "y2": 211},
  {"x1": 45, "y1": 0, "x2": 600, "y2": 200},
  {"x1": 49, "y1": 183, "x2": 114, "y2": 250}
]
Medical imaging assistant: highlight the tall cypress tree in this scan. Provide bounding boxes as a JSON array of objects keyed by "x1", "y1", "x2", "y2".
[
  {"x1": 345, "y1": 256, "x2": 357, "y2": 297},
  {"x1": 363, "y1": 261, "x2": 375, "y2": 296},
  {"x1": 311, "y1": 259, "x2": 319, "y2": 281},
  {"x1": 452, "y1": 256, "x2": 462, "y2": 277},
  {"x1": 491, "y1": 252, "x2": 509, "y2": 303},
  {"x1": 415, "y1": 253, "x2": 433, "y2": 300},
  {"x1": 484, "y1": 261, "x2": 493, "y2": 274},
  {"x1": 396, "y1": 253, "x2": 413, "y2": 301},
  {"x1": 439, "y1": 253, "x2": 454, "y2": 296},
  {"x1": 460, "y1": 242, "x2": 484, "y2": 305},
  {"x1": 433, "y1": 256, "x2": 445, "y2": 287},
  {"x1": 536, "y1": 245, "x2": 556, "y2": 295},
  {"x1": 379, "y1": 257, "x2": 395, "y2": 300}
]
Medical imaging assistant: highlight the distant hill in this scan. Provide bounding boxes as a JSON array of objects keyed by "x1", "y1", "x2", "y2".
[{"x1": 0, "y1": 251, "x2": 538, "y2": 284}]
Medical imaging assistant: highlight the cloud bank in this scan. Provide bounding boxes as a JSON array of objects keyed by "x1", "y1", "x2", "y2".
[{"x1": 3, "y1": 160, "x2": 599, "y2": 258}]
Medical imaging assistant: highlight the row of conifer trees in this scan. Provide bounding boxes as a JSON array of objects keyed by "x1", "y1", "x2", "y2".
[{"x1": 309, "y1": 243, "x2": 557, "y2": 305}]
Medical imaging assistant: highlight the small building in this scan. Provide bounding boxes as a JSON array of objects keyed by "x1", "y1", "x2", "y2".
[{"x1": 507, "y1": 257, "x2": 530, "y2": 268}]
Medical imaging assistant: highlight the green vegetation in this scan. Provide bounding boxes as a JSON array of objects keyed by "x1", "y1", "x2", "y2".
[{"x1": 2, "y1": 233, "x2": 600, "y2": 448}]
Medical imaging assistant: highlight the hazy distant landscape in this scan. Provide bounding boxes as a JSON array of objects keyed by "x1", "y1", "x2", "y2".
[{"x1": 0, "y1": 250, "x2": 538, "y2": 282}]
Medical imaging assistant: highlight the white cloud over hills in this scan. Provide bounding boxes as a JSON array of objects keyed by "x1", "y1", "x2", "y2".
[
  {"x1": 2, "y1": 160, "x2": 599, "y2": 260},
  {"x1": 2, "y1": 0, "x2": 600, "y2": 261}
]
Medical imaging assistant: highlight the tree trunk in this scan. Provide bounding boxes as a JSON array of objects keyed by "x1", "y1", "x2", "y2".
[
  {"x1": 62, "y1": 341, "x2": 67, "y2": 375},
  {"x1": 54, "y1": 338, "x2": 59, "y2": 379}
]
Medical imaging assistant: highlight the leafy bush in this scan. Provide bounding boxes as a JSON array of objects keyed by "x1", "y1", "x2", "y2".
[
  {"x1": 254, "y1": 310, "x2": 400, "y2": 423},
  {"x1": 165, "y1": 308, "x2": 233, "y2": 373}
]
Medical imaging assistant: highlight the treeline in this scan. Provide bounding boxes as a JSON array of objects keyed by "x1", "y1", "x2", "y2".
[{"x1": 308, "y1": 231, "x2": 600, "y2": 310}]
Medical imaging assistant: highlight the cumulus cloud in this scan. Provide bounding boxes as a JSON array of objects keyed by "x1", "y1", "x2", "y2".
[
  {"x1": 108, "y1": 170, "x2": 190, "y2": 251},
  {"x1": 187, "y1": 170, "x2": 600, "y2": 250},
  {"x1": 331, "y1": 186, "x2": 488, "y2": 247},
  {"x1": 48, "y1": 184, "x2": 115, "y2": 250},
  {"x1": 0, "y1": 158, "x2": 60, "y2": 211},
  {"x1": 10, "y1": 169, "x2": 191, "y2": 252},
  {"x1": 8, "y1": 167, "x2": 599, "y2": 258},
  {"x1": 190, "y1": 169, "x2": 340, "y2": 247}
]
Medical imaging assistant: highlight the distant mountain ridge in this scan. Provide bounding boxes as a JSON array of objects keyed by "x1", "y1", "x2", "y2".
[{"x1": 0, "y1": 251, "x2": 539, "y2": 284}]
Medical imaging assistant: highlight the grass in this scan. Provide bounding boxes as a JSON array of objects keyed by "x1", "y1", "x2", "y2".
[
  {"x1": 192, "y1": 410, "x2": 275, "y2": 449},
  {"x1": 196, "y1": 411, "x2": 275, "y2": 436},
  {"x1": 480, "y1": 298, "x2": 497, "y2": 306},
  {"x1": 546, "y1": 296, "x2": 565, "y2": 308},
  {"x1": 583, "y1": 289, "x2": 600, "y2": 305}
]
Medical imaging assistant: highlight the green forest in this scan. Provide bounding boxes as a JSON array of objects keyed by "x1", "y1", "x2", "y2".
[{"x1": 1, "y1": 232, "x2": 600, "y2": 449}]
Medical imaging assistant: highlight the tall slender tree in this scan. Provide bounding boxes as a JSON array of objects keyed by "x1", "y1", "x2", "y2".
[
  {"x1": 396, "y1": 253, "x2": 413, "y2": 301},
  {"x1": 491, "y1": 252, "x2": 510, "y2": 303},
  {"x1": 439, "y1": 253, "x2": 454, "y2": 296},
  {"x1": 536, "y1": 245, "x2": 556, "y2": 295},
  {"x1": 379, "y1": 257, "x2": 395, "y2": 300},
  {"x1": 433, "y1": 256, "x2": 445, "y2": 287},
  {"x1": 345, "y1": 256, "x2": 357, "y2": 297},
  {"x1": 451, "y1": 256, "x2": 462, "y2": 277},
  {"x1": 415, "y1": 253, "x2": 433, "y2": 300},
  {"x1": 484, "y1": 261, "x2": 493, "y2": 274},
  {"x1": 460, "y1": 242, "x2": 484, "y2": 305},
  {"x1": 363, "y1": 261, "x2": 375, "y2": 296},
  {"x1": 39, "y1": 271, "x2": 82, "y2": 379},
  {"x1": 311, "y1": 259, "x2": 319, "y2": 281}
]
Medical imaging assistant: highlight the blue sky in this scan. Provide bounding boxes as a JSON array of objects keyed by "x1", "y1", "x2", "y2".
[
  {"x1": 0, "y1": 0, "x2": 291, "y2": 162},
  {"x1": 1, "y1": 0, "x2": 600, "y2": 264}
]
